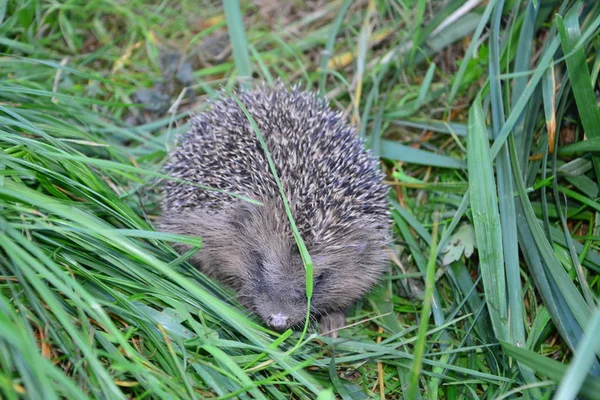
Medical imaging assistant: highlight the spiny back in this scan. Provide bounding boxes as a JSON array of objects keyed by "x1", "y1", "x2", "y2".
[{"x1": 162, "y1": 84, "x2": 389, "y2": 245}]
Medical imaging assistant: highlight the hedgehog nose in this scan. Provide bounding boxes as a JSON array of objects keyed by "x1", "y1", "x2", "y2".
[{"x1": 267, "y1": 313, "x2": 289, "y2": 331}]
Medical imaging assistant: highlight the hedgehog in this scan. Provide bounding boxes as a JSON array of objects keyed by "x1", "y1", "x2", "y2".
[{"x1": 159, "y1": 83, "x2": 390, "y2": 336}]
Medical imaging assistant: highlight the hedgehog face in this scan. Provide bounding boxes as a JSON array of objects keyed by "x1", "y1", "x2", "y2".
[
  {"x1": 235, "y1": 228, "x2": 311, "y2": 331},
  {"x1": 236, "y1": 231, "x2": 389, "y2": 332},
  {"x1": 232, "y1": 202, "x2": 390, "y2": 332},
  {"x1": 235, "y1": 246, "x2": 340, "y2": 332},
  {"x1": 237, "y1": 253, "x2": 309, "y2": 331}
]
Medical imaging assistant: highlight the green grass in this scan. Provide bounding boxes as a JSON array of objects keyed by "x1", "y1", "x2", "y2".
[{"x1": 1, "y1": 0, "x2": 600, "y2": 398}]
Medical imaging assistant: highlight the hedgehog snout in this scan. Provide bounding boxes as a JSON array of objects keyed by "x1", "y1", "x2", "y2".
[
  {"x1": 245, "y1": 288, "x2": 307, "y2": 331},
  {"x1": 266, "y1": 313, "x2": 289, "y2": 331}
]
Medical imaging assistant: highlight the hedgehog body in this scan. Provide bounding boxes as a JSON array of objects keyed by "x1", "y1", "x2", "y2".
[{"x1": 159, "y1": 84, "x2": 390, "y2": 334}]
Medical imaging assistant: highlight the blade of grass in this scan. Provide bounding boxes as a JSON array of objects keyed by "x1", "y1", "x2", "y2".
[
  {"x1": 511, "y1": 0, "x2": 540, "y2": 164},
  {"x1": 556, "y1": 4, "x2": 600, "y2": 186},
  {"x1": 318, "y1": 0, "x2": 353, "y2": 93},
  {"x1": 489, "y1": 37, "x2": 561, "y2": 159},
  {"x1": 467, "y1": 95, "x2": 508, "y2": 342},
  {"x1": 406, "y1": 213, "x2": 439, "y2": 400},
  {"x1": 391, "y1": 202, "x2": 446, "y2": 330},
  {"x1": 558, "y1": 136, "x2": 600, "y2": 154},
  {"x1": 350, "y1": 0, "x2": 376, "y2": 126},
  {"x1": 489, "y1": 0, "x2": 532, "y2": 384},
  {"x1": 379, "y1": 140, "x2": 466, "y2": 169},
  {"x1": 447, "y1": 0, "x2": 495, "y2": 105},
  {"x1": 407, "y1": 0, "x2": 426, "y2": 65},
  {"x1": 223, "y1": 0, "x2": 252, "y2": 86},
  {"x1": 554, "y1": 303, "x2": 600, "y2": 399}
]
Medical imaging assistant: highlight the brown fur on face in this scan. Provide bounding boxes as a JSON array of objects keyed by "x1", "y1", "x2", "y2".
[{"x1": 159, "y1": 198, "x2": 389, "y2": 331}]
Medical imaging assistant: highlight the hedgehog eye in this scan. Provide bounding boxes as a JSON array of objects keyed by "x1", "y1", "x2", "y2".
[{"x1": 313, "y1": 273, "x2": 326, "y2": 287}]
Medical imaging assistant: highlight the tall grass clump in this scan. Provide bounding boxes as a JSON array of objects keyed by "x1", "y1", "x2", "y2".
[{"x1": 1, "y1": 0, "x2": 599, "y2": 398}]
